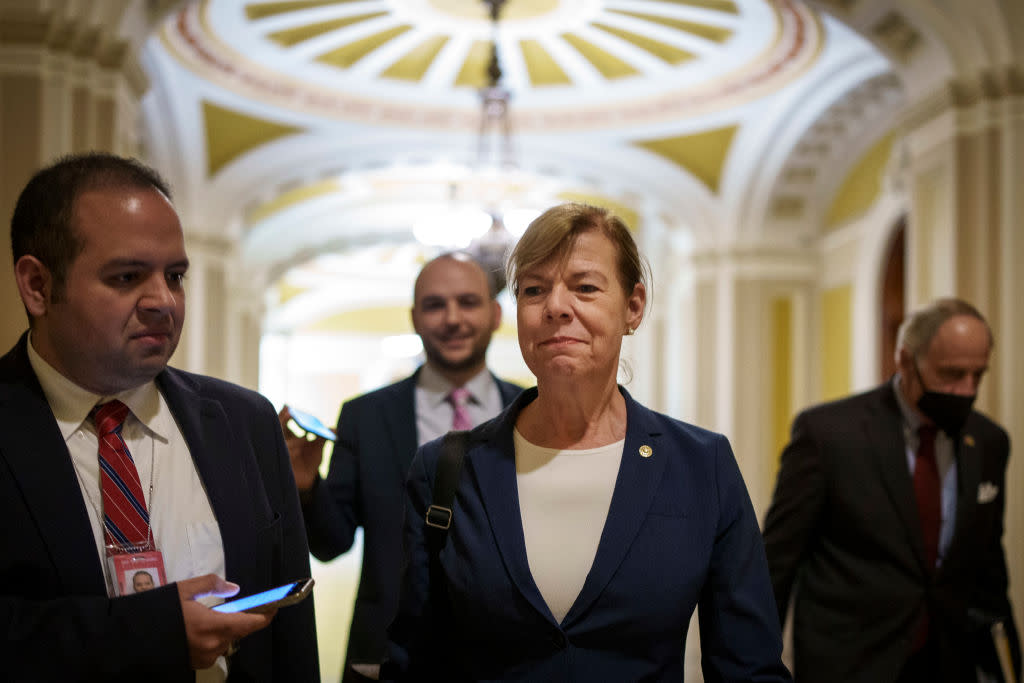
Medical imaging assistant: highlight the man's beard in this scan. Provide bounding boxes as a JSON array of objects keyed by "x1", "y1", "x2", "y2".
[{"x1": 423, "y1": 335, "x2": 491, "y2": 374}]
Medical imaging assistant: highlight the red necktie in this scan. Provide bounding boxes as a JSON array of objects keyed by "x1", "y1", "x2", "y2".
[
  {"x1": 93, "y1": 401, "x2": 151, "y2": 551},
  {"x1": 911, "y1": 424, "x2": 940, "y2": 651},
  {"x1": 449, "y1": 387, "x2": 473, "y2": 431},
  {"x1": 914, "y1": 424, "x2": 941, "y2": 569}
]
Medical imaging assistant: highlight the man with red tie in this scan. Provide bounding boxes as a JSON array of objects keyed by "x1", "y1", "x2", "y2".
[
  {"x1": 764, "y1": 298, "x2": 1021, "y2": 682},
  {"x1": 0, "y1": 153, "x2": 319, "y2": 681},
  {"x1": 282, "y1": 252, "x2": 521, "y2": 681}
]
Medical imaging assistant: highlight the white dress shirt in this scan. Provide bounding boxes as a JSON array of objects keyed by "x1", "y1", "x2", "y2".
[{"x1": 28, "y1": 338, "x2": 228, "y2": 681}]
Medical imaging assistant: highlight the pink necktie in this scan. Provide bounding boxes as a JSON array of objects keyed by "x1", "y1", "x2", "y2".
[
  {"x1": 93, "y1": 401, "x2": 150, "y2": 550},
  {"x1": 449, "y1": 387, "x2": 473, "y2": 431}
]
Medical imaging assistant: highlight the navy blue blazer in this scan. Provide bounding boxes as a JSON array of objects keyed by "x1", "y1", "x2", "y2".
[
  {"x1": 0, "y1": 333, "x2": 319, "y2": 682},
  {"x1": 302, "y1": 368, "x2": 521, "y2": 680},
  {"x1": 387, "y1": 387, "x2": 790, "y2": 682}
]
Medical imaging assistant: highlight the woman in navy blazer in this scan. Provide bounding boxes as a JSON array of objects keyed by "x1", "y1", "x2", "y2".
[{"x1": 386, "y1": 203, "x2": 790, "y2": 682}]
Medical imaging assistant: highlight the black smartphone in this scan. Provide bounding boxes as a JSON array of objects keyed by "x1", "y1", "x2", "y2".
[
  {"x1": 212, "y1": 578, "x2": 315, "y2": 614},
  {"x1": 288, "y1": 408, "x2": 337, "y2": 441}
]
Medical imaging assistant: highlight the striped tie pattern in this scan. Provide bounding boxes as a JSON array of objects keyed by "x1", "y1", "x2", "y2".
[
  {"x1": 449, "y1": 387, "x2": 473, "y2": 431},
  {"x1": 93, "y1": 401, "x2": 150, "y2": 550}
]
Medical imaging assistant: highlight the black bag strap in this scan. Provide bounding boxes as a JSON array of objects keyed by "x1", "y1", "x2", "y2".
[{"x1": 424, "y1": 430, "x2": 470, "y2": 549}]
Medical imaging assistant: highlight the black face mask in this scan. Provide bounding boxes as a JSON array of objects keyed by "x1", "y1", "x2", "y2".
[{"x1": 913, "y1": 362, "x2": 976, "y2": 437}]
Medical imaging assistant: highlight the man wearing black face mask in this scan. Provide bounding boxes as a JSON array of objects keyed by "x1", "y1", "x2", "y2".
[{"x1": 764, "y1": 298, "x2": 1021, "y2": 683}]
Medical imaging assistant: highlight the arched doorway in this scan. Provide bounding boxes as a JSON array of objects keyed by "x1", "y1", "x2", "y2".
[{"x1": 878, "y1": 217, "x2": 906, "y2": 381}]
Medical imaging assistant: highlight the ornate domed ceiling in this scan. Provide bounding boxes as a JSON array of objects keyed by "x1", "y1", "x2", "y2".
[
  {"x1": 161, "y1": 0, "x2": 822, "y2": 129},
  {"x1": 141, "y1": 0, "x2": 895, "y2": 316}
]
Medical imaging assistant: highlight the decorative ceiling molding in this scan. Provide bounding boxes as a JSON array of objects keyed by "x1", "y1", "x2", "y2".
[
  {"x1": 869, "y1": 10, "x2": 921, "y2": 65},
  {"x1": 766, "y1": 71, "x2": 904, "y2": 224},
  {"x1": 159, "y1": 0, "x2": 823, "y2": 132}
]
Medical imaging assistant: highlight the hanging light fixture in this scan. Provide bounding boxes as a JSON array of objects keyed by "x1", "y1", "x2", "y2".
[
  {"x1": 465, "y1": 0, "x2": 518, "y2": 295},
  {"x1": 411, "y1": 0, "x2": 524, "y2": 293}
]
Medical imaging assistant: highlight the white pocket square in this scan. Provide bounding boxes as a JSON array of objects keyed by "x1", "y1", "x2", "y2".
[{"x1": 977, "y1": 482, "x2": 999, "y2": 504}]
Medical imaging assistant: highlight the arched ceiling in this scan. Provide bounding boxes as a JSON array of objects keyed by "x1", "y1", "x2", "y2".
[{"x1": 139, "y1": 0, "x2": 898, "y2": 319}]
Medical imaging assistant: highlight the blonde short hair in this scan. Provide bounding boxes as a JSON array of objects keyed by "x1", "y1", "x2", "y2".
[{"x1": 505, "y1": 203, "x2": 651, "y2": 306}]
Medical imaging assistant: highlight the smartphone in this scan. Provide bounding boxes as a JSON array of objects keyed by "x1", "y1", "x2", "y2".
[
  {"x1": 288, "y1": 408, "x2": 337, "y2": 441},
  {"x1": 212, "y1": 578, "x2": 315, "y2": 614}
]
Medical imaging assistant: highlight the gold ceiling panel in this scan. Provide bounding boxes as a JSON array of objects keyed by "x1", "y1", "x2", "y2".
[
  {"x1": 633, "y1": 124, "x2": 739, "y2": 193},
  {"x1": 590, "y1": 22, "x2": 696, "y2": 65},
  {"x1": 267, "y1": 12, "x2": 388, "y2": 47},
  {"x1": 245, "y1": 0, "x2": 366, "y2": 21},
  {"x1": 382, "y1": 35, "x2": 449, "y2": 81},
  {"x1": 825, "y1": 133, "x2": 894, "y2": 229},
  {"x1": 648, "y1": 0, "x2": 739, "y2": 14},
  {"x1": 608, "y1": 10, "x2": 734, "y2": 43},
  {"x1": 520, "y1": 39, "x2": 571, "y2": 87},
  {"x1": 455, "y1": 40, "x2": 492, "y2": 88},
  {"x1": 249, "y1": 178, "x2": 343, "y2": 224},
  {"x1": 561, "y1": 33, "x2": 639, "y2": 80},
  {"x1": 202, "y1": 101, "x2": 305, "y2": 176},
  {"x1": 316, "y1": 24, "x2": 412, "y2": 69}
]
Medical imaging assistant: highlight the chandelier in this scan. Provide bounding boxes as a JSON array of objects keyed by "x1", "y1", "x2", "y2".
[
  {"x1": 412, "y1": 0, "x2": 520, "y2": 294},
  {"x1": 465, "y1": 0, "x2": 518, "y2": 294}
]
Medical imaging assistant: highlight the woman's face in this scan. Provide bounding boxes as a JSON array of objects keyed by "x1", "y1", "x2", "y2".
[{"x1": 516, "y1": 229, "x2": 644, "y2": 386}]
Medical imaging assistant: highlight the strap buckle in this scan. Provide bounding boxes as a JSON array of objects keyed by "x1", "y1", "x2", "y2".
[{"x1": 425, "y1": 504, "x2": 453, "y2": 530}]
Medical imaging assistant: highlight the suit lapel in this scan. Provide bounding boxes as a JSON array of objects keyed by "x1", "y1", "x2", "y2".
[
  {"x1": 942, "y1": 425, "x2": 982, "y2": 575},
  {"x1": 866, "y1": 385, "x2": 928, "y2": 571},
  {"x1": 469, "y1": 389, "x2": 554, "y2": 621},
  {"x1": 0, "y1": 337, "x2": 106, "y2": 594},
  {"x1": 564, "y1": 391, "x2": 666, "y2": 626},
  {"x1": 386, "y1": 373, "x2": 420, "y2": 481},
  {"x1": 157, "y1": 370, "x2": 252, "y2": 581}
]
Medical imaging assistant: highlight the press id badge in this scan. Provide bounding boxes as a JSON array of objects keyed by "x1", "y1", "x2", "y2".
[{"x1": 107, "y1": 549, "x2": 167, "y2": 596}]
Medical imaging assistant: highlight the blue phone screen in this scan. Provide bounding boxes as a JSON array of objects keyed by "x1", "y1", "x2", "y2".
[{"x1": 213, "y1": 581, "x2": 298, "y2": 613}]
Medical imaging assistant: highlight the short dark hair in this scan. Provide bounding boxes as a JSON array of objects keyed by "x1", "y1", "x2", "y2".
[{"x1": 10, "y1": 152, "x2": 172, "y2": 297}]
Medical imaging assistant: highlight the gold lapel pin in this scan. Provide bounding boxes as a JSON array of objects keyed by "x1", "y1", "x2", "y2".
[
  {"x1": 963, "y1": 434, "x2": 975, "y2": 447},
  {"x1": 639, "y1": 445, "x2": 653, "y2": 458}
]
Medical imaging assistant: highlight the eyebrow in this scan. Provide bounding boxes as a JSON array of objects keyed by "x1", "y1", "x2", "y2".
[{"x1": 101, "y1": 258, "x2": 190, "y2": 270}]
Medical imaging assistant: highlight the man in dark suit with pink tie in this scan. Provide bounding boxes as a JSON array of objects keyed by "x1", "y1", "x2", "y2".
[{"x1": 282, "y1": 252, "x2": 521, "y2": 681}]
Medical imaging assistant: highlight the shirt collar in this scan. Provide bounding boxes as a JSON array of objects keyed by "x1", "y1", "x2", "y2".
[
  {"x1": 27, "y1": 332, "x2": 167, "y2": 441},
  {"x1": 417, "y1": 363, "x2": 493, "y2": 407}
]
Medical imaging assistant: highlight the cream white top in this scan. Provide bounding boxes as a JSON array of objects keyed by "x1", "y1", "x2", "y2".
[
  {"x1": 29, "y1": 337, "x2": 228, "y2": 681},
  {"x1": 514, "y1": 428, "x2": 624, "y2": 623}
]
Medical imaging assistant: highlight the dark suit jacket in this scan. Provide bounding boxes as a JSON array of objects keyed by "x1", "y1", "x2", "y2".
[
  {"x1": 301, "y1": 368, "x2": 521, "y2": 681},
  {"x1": 386, "y1": 387, "x2": 791, "y2": 682},
  {"x1": 0, "y1": 333, "x2": 319, "y2": 682},
  {"x1": 763, "y1": 381, "x2": 1021, "y2": 683}
]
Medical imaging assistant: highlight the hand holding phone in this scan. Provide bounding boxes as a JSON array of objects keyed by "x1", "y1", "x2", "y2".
[
  {"x1": 212, "y1": 578, "x2": 314, "y2": 614},
  {"x1": 288, "y1": 407, "x2": 337, "y2": 441}
]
